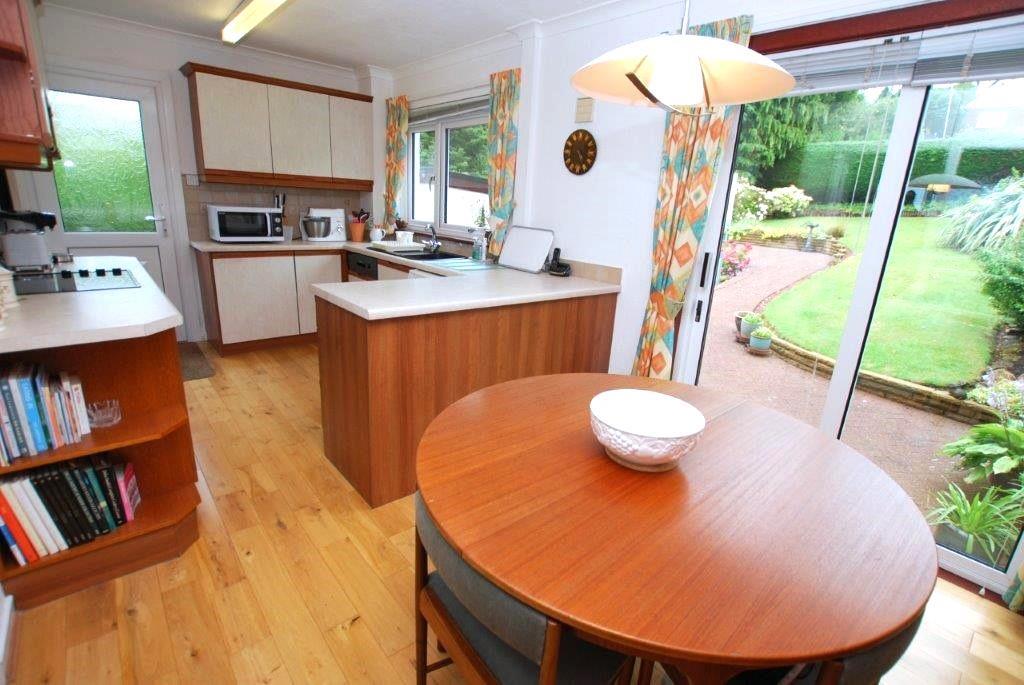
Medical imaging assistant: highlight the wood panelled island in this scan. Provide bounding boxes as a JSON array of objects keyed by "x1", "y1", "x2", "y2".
[{"x1": 314, "y1": 265, "x2": 619, "y2": 507}]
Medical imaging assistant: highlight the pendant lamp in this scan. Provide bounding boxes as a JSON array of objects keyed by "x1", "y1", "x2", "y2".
[{"x1": 571, "y1": 1, "x2": 794, "y2": 112}]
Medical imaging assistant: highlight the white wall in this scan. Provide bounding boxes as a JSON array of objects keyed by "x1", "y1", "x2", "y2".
[{"x1": 392, "y1": 0, "x2": 931, "y2": 373}]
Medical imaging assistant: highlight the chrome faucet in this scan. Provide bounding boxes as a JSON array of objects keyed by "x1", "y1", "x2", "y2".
[{"x1": 423, "y1": 223, "x2": 442, "y2": 252}]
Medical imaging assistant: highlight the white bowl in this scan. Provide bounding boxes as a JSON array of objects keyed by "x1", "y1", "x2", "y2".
[{"x1": 589, "y1": 389, "x2": 706, "y2": 472}]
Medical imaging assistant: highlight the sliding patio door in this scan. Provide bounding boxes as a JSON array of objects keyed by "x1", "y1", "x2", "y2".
[{"x1": 677, "y1": 18, "x2": 1024, "y2": 593}]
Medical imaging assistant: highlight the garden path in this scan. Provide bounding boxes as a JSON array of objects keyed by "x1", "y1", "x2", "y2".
[{"x1": 700, "y1": 244, "x2": 965, "y2": 514}]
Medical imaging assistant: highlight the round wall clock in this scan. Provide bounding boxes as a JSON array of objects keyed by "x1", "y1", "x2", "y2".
[{"x1": 563, "y1": 128, "x2": 597, "y2": 175}]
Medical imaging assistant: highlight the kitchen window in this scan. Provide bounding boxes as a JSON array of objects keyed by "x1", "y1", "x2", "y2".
[{"x1": 407, "y1": 102, "x2": 489, "y2": 239}]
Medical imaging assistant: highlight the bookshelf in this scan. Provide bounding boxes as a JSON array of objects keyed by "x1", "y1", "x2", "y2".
[{"x1": 0, "y1": 329, "x2": 199, "y2": 608}]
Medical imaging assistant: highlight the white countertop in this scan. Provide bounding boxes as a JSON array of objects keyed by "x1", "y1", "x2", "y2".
[
  {"x1": 0, "y1": 256, "x2": 182, "y2": 354},
  {"x1": 191, "y1": 239, "x2": 620, "y2": 321}
]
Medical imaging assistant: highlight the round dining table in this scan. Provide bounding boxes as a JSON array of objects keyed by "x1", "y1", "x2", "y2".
[{"x1": 416, "y1": 374, "x2": 938, "y2": 683}]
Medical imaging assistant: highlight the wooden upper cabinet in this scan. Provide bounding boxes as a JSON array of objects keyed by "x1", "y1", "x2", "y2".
[
  {"x1": 0, "y1": 0, "x2": 53, "y2": 168},
  {"x1": 192, "y1": 71, "x2": 273, "y2": 174},
  {"x1": 330, "y1": 96, "x2": 373, "y2": 181},
  {"x1": 181, "y1": 63, "x2": 373, "y2": 191},
  {"x1": 269, "y1": 85, "x2": 331, "y2": 178}
]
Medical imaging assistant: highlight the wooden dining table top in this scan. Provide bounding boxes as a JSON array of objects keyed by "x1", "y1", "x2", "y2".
[{"x1": 416, "y1": 373, "x2": 937, "y2": 669}]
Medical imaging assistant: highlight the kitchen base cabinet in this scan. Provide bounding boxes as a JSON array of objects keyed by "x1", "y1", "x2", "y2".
[
  {"x1": 213, "y1": 255, "x2": 300, "y2": 344},
  {"x1": 296, "y1": 253, "x2": 343, "y2": 334}
]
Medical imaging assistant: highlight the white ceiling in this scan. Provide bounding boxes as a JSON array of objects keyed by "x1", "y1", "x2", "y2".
[{"x1": 49, "y1": 0, "x2": 604, "y2": 69}]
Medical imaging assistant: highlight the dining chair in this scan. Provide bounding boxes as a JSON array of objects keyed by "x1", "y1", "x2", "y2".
[
  {"x1": 663, "y1": 613, "x2": 923, "y2": 685},
  {"x1": 414, "y1": 493, "x2": 641, "y2": 684}
]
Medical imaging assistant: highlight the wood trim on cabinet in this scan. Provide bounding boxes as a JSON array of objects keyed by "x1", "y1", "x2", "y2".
[
  {"x1": 199, "y1": 168, "x2": 373, "y2": 192},
  {"x1": 0, "y1": 139, "x2": 42, "y2": 166},
  {"x1": 218, "y1": 333, "x2": 316, "y2": 355},
  {"x1": 0, "y1": 39, "x2": 27, "y2": 62},
  {"x1": 749, "y1": 0, "x2": 1024, "y2": 54},
  {"x1": 180, "y1": 62, "x2": 373, "y2": 103},
  {"x1": 209, "y1": 250, "x2": 296, "y2": 259}
]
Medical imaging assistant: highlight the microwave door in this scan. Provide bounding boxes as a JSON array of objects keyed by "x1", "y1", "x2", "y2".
[{"x1": 218, "y1": 212, "x2": 269, "y2": 239}]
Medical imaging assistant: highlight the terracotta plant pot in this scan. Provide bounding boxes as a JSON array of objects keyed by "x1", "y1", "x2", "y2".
[{"x1": 348, "y1": 221, "x2": 366, "y2": 242}]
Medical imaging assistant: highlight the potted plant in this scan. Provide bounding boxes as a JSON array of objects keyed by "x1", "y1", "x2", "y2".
[
  {"x1": 927, "y1": 481, "x2": 1024, "y2": 564},
  {"x1": 748, "y1": 326, "x2": 773, "y2": 352},
  {"x1": 734, "y1": 310, "x2": 753, "y2": 334},
  {"x1": 739, "y1": 312, "x2": 762, "y2": 338}
]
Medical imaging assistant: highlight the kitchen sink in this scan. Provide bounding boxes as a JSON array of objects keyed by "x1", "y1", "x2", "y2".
[{"x1": 370, "y1": 246, "x2": 462, "y2": 260}]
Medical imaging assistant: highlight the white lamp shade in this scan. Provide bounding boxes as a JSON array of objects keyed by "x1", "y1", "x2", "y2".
[{"x1": 571, "y1": 34, "x2": 795, "y2": 109}]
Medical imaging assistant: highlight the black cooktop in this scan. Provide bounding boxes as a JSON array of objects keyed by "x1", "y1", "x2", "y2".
[{"x1": 13, "y1": 267, "x2": 140, "y2": 295}]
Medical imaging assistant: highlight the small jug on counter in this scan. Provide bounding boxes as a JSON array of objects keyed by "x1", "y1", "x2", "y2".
[{"x1": 470, "y1": 228, "x2": 488, "y2": 262}]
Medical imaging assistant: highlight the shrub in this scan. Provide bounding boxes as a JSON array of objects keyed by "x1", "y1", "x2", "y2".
[
  {"x1": 732, "y1": 180, "x2": 769, "y2": 223},
  {"x1": 742, "y1": 313, "x2": 763, "y2": 326},
  {"x1": 977, "y1": 237, "x2": 1024, "y2": 329},
  {"x1": 927, "y1": 481, "x2": 1024, "y2": 563},
  {"x1": 943, "y1": 171, "x2": 1024, "y2": 252},
  {"x1": 719, "y1": 241, "x2": 752, "y2": 281},
  {"x1": 765, "y1": 185, "x2": 813, "y2": 218},
  {"x1": 751, "y1": 326, "x2": 773, "y2": 340},
  {"x1": 826, "y1": 225, "x2": 846, "y2": 239}
]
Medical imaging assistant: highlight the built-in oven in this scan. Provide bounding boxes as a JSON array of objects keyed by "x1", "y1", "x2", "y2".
[
  {"x1": 346, "y1": 252, "x2": 377, "y2": 281},
  {"x1": 207, "y1": 205, "x2": 284, "y2": 242}
]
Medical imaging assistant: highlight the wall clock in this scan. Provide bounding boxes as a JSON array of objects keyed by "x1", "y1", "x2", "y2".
[{"x1": 563, "y1": 128, "x2": 597, "y2": 175}]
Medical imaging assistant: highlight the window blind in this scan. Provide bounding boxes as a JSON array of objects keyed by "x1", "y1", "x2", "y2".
[
  {"x1": 773, "y1": 16, "x2": 1024, "y2": 95},
  {"x1": 409, "y1": 96, "x2": 489, "y2": 126}
]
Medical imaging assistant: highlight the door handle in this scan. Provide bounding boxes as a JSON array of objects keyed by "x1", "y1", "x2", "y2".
[
  {"x1": 698, "y1": 252, "x2": 710, "y2": 288},
  {"x1": 694, "y1": 300, "x2": 704, "y2": 323},
  {"x1": 144, "y1": 215, "x2": 166, "y2": 222}
]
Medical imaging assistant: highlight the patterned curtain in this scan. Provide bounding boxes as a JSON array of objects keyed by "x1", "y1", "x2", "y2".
[
  {"x1": 632, "y1": 15, "x2": 753, "y2": 378},
  {"x1": 384, "y1": 95, "x2": 409, "y2": 225},
  {"x1": 487, "y1": 68, "x2": 522, "y2": 257},
  {"x1": 1005, "y1": 570, "x2": 1024, "y2": 612}
]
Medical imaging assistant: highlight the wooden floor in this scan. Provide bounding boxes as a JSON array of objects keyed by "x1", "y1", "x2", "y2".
[{"x1": 5, "y1": 343, "x2": 1024, "y2": 684}]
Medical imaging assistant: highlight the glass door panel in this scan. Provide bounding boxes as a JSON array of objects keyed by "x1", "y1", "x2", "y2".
[
  {"x1": 696, "y1": 87, "x2": 901, "y2": 427},
  {"x1": 841, "y1": 79, "x2": 1024, "y2": 573}
]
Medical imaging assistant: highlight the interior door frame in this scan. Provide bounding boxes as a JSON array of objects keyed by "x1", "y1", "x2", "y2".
[{"x1": 674, "y1": 82, "x2": 1024, "y2": 594}]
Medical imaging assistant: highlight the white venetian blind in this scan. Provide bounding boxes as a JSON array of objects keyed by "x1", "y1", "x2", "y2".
[{"x1": 773, "y1": 16, "x2": 1024, "y2": 95}]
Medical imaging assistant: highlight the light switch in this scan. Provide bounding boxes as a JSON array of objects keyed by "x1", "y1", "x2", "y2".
[{"x1": 575, "y1": 97, "x2": 594, "y2": 123}]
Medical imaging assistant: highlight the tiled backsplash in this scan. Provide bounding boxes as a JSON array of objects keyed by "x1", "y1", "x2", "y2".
[{"x1": 182, "y1": 177, "x2": 362, "y2": 241}]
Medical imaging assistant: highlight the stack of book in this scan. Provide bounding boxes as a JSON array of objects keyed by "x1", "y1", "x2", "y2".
[
  {"x1": 0, "y1": 365, "x2": 91, "y2": 465},
  {"x1": 0, "y1": 456, "x2": 141, "y2": 566}
]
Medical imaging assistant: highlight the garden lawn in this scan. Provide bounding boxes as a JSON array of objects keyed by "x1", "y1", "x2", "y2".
[{"x1": 757, "y1": 216, "x2": 1000, "y2": 387}]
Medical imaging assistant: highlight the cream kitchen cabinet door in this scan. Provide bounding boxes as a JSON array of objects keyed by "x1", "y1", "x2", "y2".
[
  {"x1": 194, "y1": 72, "x2": 273, "y2": 173},
  {"x1": 295, "y1": 253, "x2": 342, "y2": 334},
  {"x1": 330, "y1": 96, "x2": 373, "y2": 180},
  {"x1": 377, "y1": 264, "x2": 408, "y2": 280},
  {"x1": 269, "y1": 86, "x2": 332, "y2": 178},
  {"x1": 212, "y1": 256, "x2": 299, "y2": 344}
]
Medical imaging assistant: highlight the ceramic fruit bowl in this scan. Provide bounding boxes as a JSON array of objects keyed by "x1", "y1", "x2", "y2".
[{"x1": 589, "y1": 389, "x2": 706, "y2": 472}]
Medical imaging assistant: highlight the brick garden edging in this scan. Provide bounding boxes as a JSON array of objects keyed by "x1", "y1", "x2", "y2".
[
  {"x1": 770, "y1": 337, "x2": 998, "y2": 425},
  {"x1": 734, "y1": 231, "x2": 851, "y2": 260}
]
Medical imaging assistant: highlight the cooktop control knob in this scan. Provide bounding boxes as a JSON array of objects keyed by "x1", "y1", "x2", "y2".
[
  {"x1": 78, "y1": 269, "x2": 89, "y2": 277},
  {"x1": 112, "y1": 268, "x2": 122, "y2": 276},
  {"x1": 96, "y1": 268, "x2": 106, "y2": 276},
  {"x1": 60, "y1": 270, "x2": 73, "y2": 279}
]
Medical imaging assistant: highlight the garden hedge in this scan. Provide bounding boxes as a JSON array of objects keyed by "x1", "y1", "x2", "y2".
[{"x1": 758, "y1": 139, "x2": 1024, "y2": 203}]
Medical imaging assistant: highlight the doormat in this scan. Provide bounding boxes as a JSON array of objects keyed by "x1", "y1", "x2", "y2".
[{"x1": 179, "y1": 342, "x2": 215, "y2": 381}]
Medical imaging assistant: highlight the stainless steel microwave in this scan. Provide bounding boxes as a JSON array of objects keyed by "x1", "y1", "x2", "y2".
[{"x1": 207, "y1": 205, "x2": 284, "y2": 242}]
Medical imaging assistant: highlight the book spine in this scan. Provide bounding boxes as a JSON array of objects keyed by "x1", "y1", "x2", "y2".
[
  {"x1": 54, "y1": 382, "x2": 76, "y2": 443},
  {"x1": 62, "y1": 469, "x2": 101, "y2": 537},
  {"x1": 17, "y1": 374, "x2": 48, "y2": 453},
  {"x1": 32, "y1": 471, "x2": 78, "y2": 548},
  {"x1": 59, "y1": 374, "x2": 80, "y2": 442},
  {"x1": 83, "y1": 467, "x2": 116, "y2": 531},
  {"x1": 0, "y1": 483, "x2": 46, "y2": 557},
  {"x1": 6, "y1": 376, "x2": 35, "y2": 456},
  {"x1": 116, "y1": 465, "x2": 134, "y2": 521},
  {"x1": 96, "y1": 464, "x2": 125, "y2": 526},
  {"x1": 34, "y1": 369, "x2": 60, "y2": 449},
  {"x1": 72, "y1": 466, "x2": 108, "y2": 534},
  {"x1": 22, "y1": 478, "x2": 67, "y2": 551},
  {"x1": 0, "y1": 380, "x2": 27, "y2": 458},
  {"x1": 47, "y1": 469, "x2": 91, "y2": 544},
  {"x1": 70, "y1": 379, "x2": 90, "y2": 435},
  {"x1": 0, "y1": 515, "x2": 26, "y2": 566},
  {"x1": 0, "y1": 490, "x2": 37, "y2": 562},
  {"x1": 11, "y1": 480, "x2": 57, "y2": 555},
  {"x1": 0, "y1": 397, "x2": 17, "y2": 461}
]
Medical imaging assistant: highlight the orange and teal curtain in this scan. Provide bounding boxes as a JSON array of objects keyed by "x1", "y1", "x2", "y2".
[
  {"x1": 487, "y1": 68, "x2": 521, "y2": 257},
  {"x1": 632, "y1": 15, "x2": 753, "y2": 379},
  {"x1": 1006, "y1": 568, "x2": 1024, "y2": 612},
  {"x1": 384, "y1": 95, "x2": 409, "y2": 226}
]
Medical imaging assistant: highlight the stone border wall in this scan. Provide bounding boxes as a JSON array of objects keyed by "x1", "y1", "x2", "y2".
[
  {"x1": 771, "y1": 337, "x2": 997, "y2": 425},
  {"x1": 733, "y1": 232, "x2": 850, "y2": 260}
]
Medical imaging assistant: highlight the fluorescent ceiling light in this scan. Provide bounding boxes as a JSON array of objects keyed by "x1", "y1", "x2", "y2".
[{"x1": 222, "y1": 0, "x2": 289, "y2": 44}]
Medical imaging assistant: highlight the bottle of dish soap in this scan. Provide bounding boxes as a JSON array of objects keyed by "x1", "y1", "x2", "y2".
[{"x1": 470, "y1": 228, "x2": 488, "y2": 262}]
